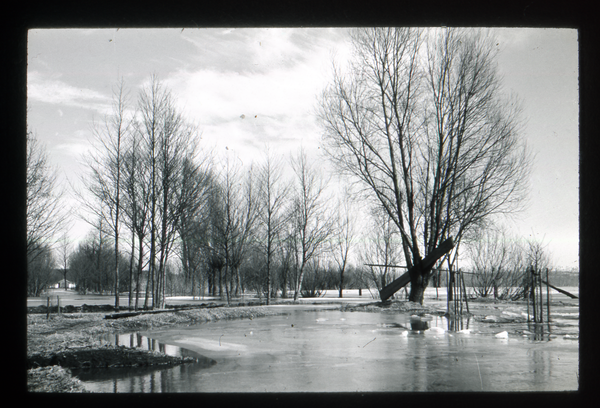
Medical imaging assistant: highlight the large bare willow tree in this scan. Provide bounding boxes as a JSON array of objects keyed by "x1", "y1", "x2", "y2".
[{"x1": 318, "y1": 28, "x2": 531, "y2": 304}]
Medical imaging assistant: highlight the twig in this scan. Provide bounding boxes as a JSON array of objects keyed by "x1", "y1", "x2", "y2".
[
  {"x1": 363, "y1": 337, "x2": 376, "y2": 348},
  {"x1": 474, "y1": 354, "x2": 483, "y2": 390}
]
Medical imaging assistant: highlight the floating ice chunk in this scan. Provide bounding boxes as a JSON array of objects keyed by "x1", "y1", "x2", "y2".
[
  {"x1": 400, "y1": 331, "x2": 409, "y2": 337},
  {"x1": 427, "y1": 326, "x2": 446, "y2": 333},
  {"x1": 315, "y1": 318, "x2": 327, "y2": 322},
  {"x1": 340, "y1": 318, "x2": 346, "y2": 321},
  {"x1": 483, "y1": 315, "x2": 497, "y2": 322},
  {"x1": 495, "y1": 331, "x2": 509, "y2": 338},
  {"x1": 563, "y1": 334, "x2": 579, "y2": 340},
  {"x1": 457, "y1": 329, "x2": 471, "y2": 334}
]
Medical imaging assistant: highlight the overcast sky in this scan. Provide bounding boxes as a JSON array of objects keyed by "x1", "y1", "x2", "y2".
[{"x1": 26, "y1": 27, "x2": 579, "y2": 270}]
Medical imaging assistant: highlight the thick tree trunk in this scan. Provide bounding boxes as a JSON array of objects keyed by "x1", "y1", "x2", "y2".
[
  {"x1": 408, "y1": 267, "x2": 427, "y2": 305},
  {"x1": 293, "y1": 264, "x2": 305, "y2": 301}
]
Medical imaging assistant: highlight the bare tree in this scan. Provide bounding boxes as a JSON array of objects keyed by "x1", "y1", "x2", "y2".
[
  {"x1": 318, "y1": 28, "x2": 531, "y2": 304},
  {"x1": 176, "y1": 158, "x2": 214, "y2": 299},
  {"x1": 120, "y1": 130, "x2": 150, "y2": 310},
  {"x1": 27, "y1": 244, "x2": 55, "y2": 297},
  {"x1": 57, "y1": 230, "x2": 72, "y2": 289},
  {"x1": 81, "y1": 80, "x2": 132, "y2": 308},
  {"x1": 256, "y1": 147, "x2": 291, "y2": 304},
  {"x1": 26, "y1": 131, "x2": 67, "y2": 263},
  {"x1": 290, "y1": 148, "x2": 335, "y2": 301},
  {"x1": 466, "y1": 226, "x2": 527, "y2": 300},
  {"x1": 526, "y1": 237, "x2": 552, "y2": 273},
  {"x1": 209, "y1": 153, "x2": 259, "y2": 304},
  {"x1": 359, "y1": 207, "x2": 404, "y2": 293},
  {"x1": 330, "y1": 186, "x2": 358, "y2": 297}
]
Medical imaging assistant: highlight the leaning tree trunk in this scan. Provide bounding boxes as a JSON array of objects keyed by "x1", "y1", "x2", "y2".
[{"x1": 380, "y1": 238, "x2": 454, "y2": 303}]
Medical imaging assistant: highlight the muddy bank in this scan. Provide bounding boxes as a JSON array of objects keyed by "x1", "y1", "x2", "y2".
[
  {"x1": 28, "y1": 343, "x2": 198, "y2": 370},
  {"x1": 27, "y1": 306, "x2": 283, "y2": 392},
  {"x1": 340, "y1": 300, "x2": 444, "y2": 314},
  {"x1": 27, "y1": 300, "x2": 270, "y2": 315},
  {"x1": 28, "y1": 366, "x2": 90, "y2": 393}
]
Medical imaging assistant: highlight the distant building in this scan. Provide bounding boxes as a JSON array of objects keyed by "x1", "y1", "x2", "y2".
[{"x1": 48, "y1": 279, "x2": 76, "y2": 289}]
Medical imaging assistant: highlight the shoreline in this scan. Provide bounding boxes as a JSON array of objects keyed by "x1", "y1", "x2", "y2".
[{"x1": 27, "y1": 306, "x2": 285, "y2": 392}]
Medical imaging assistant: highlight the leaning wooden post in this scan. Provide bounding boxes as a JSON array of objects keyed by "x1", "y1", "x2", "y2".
[
  {"x1": 526, "y1": 267, "x2": 530, "y2": 323},
  {"x1": 459, "y1": 270, "x2": 463, "y2": 315},
  {"x1": 538, "y1": 267, "x2": 543, "y2": 324},
  {"x1": 545, "y1": 268, "x2": 551, "y2": 322},
  {"x1": 455, "y1": 268, "x2": 459, "y2": 315},
  {"x1": 531, "y1": 266, "x2": 537, "y2": 323},
  {"x1": 454, "y1": 270, "x2": 459, "y2": 315},
  {"x1": 446, "y1": 269, "x2": 451, "y2": 314},
  {"x1": 461, "y1": 270, "x2": 470, "y2": 314}
]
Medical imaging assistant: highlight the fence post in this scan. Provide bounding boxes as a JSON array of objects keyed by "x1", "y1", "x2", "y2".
[
  {"x1": 545, "y1": 268, "x2": 551, "y2": 322},
  {"x1": 458, "y1": 270, "x2": 463, "y2": 315},
  {"x1": 461, "y1": 270, "x2": 470, "y2": 314},
  {"x1": 531, "y1": 266, "x2": 537, "y2": 323},
  {"x1": 57, "y1": 296, "x2": 61, "y2": 316},
  {"x1": 538, "y1": 268, "x2": 543, "y2": 324},
  {"x1": 46, "y1": 295, "x2": 50, "y2": 320},
  {"x1": 526, "y1": 266, "x2": 530, "y2": 323},
  {"x1": 446, "y1": 269, "x2": 451, "y2": 315}
]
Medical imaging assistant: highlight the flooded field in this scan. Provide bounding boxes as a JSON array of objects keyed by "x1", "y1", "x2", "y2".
[{"x1": 74, "y1": 301, "x2": 579, "y2": 393}]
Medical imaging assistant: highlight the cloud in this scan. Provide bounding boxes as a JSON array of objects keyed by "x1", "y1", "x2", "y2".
[
  {"x1": 157, "y1": 28, "x2": 354, "y2": 165},
  {"x1": 28, "y1": 71, "x2": 111, "y2": 113}
]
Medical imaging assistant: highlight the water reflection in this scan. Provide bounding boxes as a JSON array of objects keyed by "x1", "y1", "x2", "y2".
[
  {"x1": 79, "y1": 310, "x2": 578, "y2": 392},
  {"x1": 72, "y1": 332, "x2": 218, "y2": 392},
  {"x1": 447, "y1": 315, "x2": 471, "y2": 331},
  {"x1": 522, "y1": 322, "x2": 553, "y2": 341}
]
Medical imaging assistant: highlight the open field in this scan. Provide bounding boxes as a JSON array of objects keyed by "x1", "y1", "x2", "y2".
[{"x1": 28, "y1": 286, "x2": 579, "y2": 308}]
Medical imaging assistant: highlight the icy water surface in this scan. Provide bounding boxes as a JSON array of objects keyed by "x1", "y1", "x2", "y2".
[{"x1": 75, "y1": 307, "x2": 578, "y2": 393}]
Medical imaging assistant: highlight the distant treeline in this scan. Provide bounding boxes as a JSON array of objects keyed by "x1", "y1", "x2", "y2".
[{"x1": 545, "y1": 270, "x2": 579, "y2": 287}]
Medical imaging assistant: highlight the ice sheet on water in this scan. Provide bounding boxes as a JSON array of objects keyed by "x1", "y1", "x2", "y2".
[
  {"x1": 495, "y1": 331, "x2": 509, "y2": 338},
  {"x1": 168, "y1": 337, "x2": 249, "y2": 352}
]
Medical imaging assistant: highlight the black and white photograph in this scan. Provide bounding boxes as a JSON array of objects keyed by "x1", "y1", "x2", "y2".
[{"x1": 25, "y1": 26, "x2": 579, "y2": 393}]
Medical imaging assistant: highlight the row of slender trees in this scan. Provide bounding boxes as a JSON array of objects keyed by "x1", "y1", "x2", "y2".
[{"x1": 75, "y1": 75, "x2": 366, "y2": 309}]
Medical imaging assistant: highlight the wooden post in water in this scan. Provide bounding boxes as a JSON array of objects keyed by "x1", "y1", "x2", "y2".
[
  {"x1": 461, "y1": 270, "x2": 470, "y2": 314},
  {"x1": 455, "y1": 269, "x2": 460, "y2": 315},
  {"x1": 538, "y1": 267, "x2": 543, "y2": 323},
  {"x1": 454, "y1": 268, "x2": 459, "y2": 315},
  {"x1": 456, "y1": 269, "x2": 464, "y2": 321},
  {"x1": 545, "y1": 268, "x2": 551, "y2": 322},
  {"x1": 46, "y1": 295, "x2": 50, "y2": 320},
  {"x1": 526, "y1": 267, "x2": 530, "y2": 323},
  {"x1": 446, "y1": 269, "x2": 451, "y2": 314},
  {"x1": 531, "y1": 266, "x2": 536, "y2": 323},
  {"x1": 57, "y1": 296, "x2": 61, "y2": 316}
]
